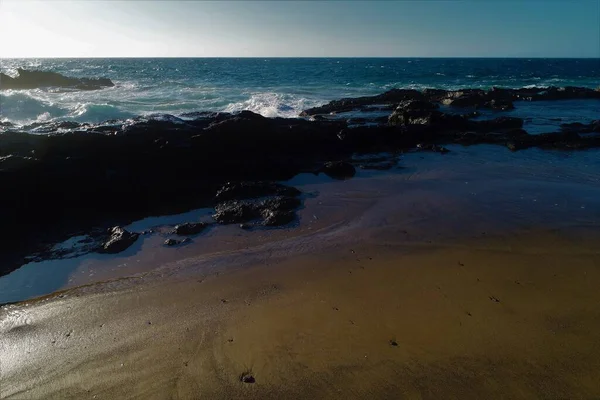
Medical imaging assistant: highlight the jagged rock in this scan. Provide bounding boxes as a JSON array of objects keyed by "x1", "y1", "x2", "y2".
[
  {"x1": 213, "y1": 201, "x2": 260, "y2": 224},
  {"x1": 213, "y1": 195, "x2": 301, "y2": 225},
  {"x1": 172, "y1": 222, "x2": 210, "y2": 236},
  {"x1": 388, "y1": 100, "x2": 440, "y2": 126},
  {"x1": 100, "y1": 227, "x2": 139, "y2": 254}
]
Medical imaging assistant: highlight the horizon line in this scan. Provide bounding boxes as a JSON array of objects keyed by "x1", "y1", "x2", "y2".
[{"x1": 2, "y1": 56, "x2": 599, "y2": 59}]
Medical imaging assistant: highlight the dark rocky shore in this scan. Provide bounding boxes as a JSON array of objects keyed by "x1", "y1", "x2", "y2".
[
  {"x1": 0, "y1": 69, "x2": 114, "y2": 91},
  {"x1": 1, "y1": 86, "x2": 599, "y2": 277}
]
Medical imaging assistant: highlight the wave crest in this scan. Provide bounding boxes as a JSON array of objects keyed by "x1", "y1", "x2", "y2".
[
  {"x1": 223, "y1": 92, "x2": 320, "y2": 118},
  {"x1": 0, "y1": 91, "x2": 67, "y2": 125}
]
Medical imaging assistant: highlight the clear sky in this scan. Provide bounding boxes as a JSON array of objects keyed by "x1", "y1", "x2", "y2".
[{"x1": 1, "y1": 0, "x2": 599, "y2": 58}]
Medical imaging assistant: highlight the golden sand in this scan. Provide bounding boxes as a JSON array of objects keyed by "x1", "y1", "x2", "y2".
[{"x1": 2, "y1": 229, "x2": 600, "y2": 399}]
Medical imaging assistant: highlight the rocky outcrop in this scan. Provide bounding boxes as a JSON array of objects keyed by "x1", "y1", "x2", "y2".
[
  {"x1": 0, "y1": 69, "x2": 114, "y2": 90},
  {"x1": 301, "y1": 86, "x2": 600, "y2": 116},
  {"x1": 2, "y1": 86, "x2": 600, "y2": 278},
  {"x1": 213, "y1": 195, "x2": 301, "y2": 226}
]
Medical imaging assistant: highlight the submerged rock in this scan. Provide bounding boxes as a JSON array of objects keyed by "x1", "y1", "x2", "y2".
[{"x1": 100, "y1": 227, "x2": 139, "y2": 254}]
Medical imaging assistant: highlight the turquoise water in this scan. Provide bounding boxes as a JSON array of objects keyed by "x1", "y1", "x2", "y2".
[{"x1": 1, "y1": 58, "x2": 598, "y2": 126}]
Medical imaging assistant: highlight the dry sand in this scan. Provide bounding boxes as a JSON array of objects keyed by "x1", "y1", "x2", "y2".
[{"x1": 2, "y1": 228, "x2": 600, "y2": 399}]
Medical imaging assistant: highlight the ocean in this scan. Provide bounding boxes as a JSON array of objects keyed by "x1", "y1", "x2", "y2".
[{"x1": 1, "y1": 58, "x2": 599, "y2": 128}]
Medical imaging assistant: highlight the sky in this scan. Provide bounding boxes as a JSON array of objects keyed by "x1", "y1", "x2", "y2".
[{"x1": 0, "y1": 0, "x2": 599, "y2": 58}]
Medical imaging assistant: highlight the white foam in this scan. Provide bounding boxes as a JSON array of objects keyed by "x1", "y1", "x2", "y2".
[{"x1": 223, "y1": 92, "x2": 321, "y2": 118}]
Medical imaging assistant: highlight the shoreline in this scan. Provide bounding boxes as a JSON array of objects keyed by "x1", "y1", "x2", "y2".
[
  {"x1": 3, "y1": 227, "x2": 600, "y2": 399},
  {"x1": 3, "y1": 140, "x2": 600, "y2": 305}
]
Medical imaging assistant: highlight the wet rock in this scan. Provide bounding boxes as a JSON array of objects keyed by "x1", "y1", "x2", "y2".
[
  {"x1": 261, "y1": 210, "x2": 296, "y2": 226},
  {"x1": 0, "y1": 69, "x2": 114, "y2": 90},
  {"x1": 300, "y1": 89, "x2": 425, "y2": 116},
  {"x1": 442, "y1": 92, "x2": 486, "y2": 108},
  {"x1": 100, "y1": 227, "x2": 139, "y2": 254},
  {"x1": 388, "y1": 100, "x2": 441, "y2": 126},
  {"x1": 213, "y1": 201, "x2": 260, "y2": 224},
  {"x1": 215, "y1": 181, "x2": 301, "y2": 202},
  {"x1": 214, "y1": 195, "x2": 301, "y2": 225},
  {"x1": 172, "y1": 222, "x2": 210, "y2": 236},
  {"x1": 320, "y1": 161, "x2": 356, "y2": 180},
  {"x1": 560, "y1": 121, "x2": 600, "y2": 134},
  {"x1": 164, "y1": 238, "x2": 191, "y2": 246}
]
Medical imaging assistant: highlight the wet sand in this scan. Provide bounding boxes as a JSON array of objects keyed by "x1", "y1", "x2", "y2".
[{"x1": 2, "y1": 228, "x2": 600, "y2": 399}]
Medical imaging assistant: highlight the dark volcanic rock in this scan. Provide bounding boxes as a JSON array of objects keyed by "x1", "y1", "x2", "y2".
[
  {"x1": 469, "y1": 117, "x2": 524, "y2": 132},
  {"x1": 388, "y1": 100, "x2": 440, "y2": 126},
  {"x1": 215, "y1": 181, "x2": 301, "y2": 202},
  {"x1": 300, "y1": 89, "x2": 425, "y2": 116},
  {"x1": 320, "y1": 161, "x2": 356, "y2": 180},
  {"x1": 213, "y1": 196, "x2": 301, "y2": 225},
  {"x1": 172, "y1": 222, "x2": 210, "y2": 236},
  {"x1": 100, "y1": 227, "x2": 139, "y2": 254},
  {"x1": 261, "y1": 210, "x2": 296, "y2": 226},
  {"x1": 0, "y1": 68, "x2": 114, "y2": 90},
  {"x1": 213, "y1": 201, "x2": 259, "y2": 224},
  {"x1": 560, "y1": 121, "x2": 600, "y2": 134}
]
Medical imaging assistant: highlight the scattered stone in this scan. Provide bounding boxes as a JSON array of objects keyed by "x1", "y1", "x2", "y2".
[
  {"x1": 489, "y1": 296, "x2": 501, "y2": 303},
  {"x1": 164, "y1": 238, "x2": 189, "y2": 247},
  {"x1": 100, "y1": 227, "x2": 139, "y2": 254},
  {"x1": 389, "y1": 340, "x2": 398, "y2": 347},
  {"x1": 240, "y1": 371, "x2": 255, "y2": 384}
]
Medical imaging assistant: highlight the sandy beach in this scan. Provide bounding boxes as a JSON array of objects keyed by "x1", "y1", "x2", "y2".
[{"x1": 2, "y1": 225, "x2": 600, "y2": 399}]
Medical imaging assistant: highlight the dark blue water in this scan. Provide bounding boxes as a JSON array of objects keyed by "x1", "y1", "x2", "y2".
[{"x1": 1, "y1": 58, "x2": 598, "y2": 127}]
